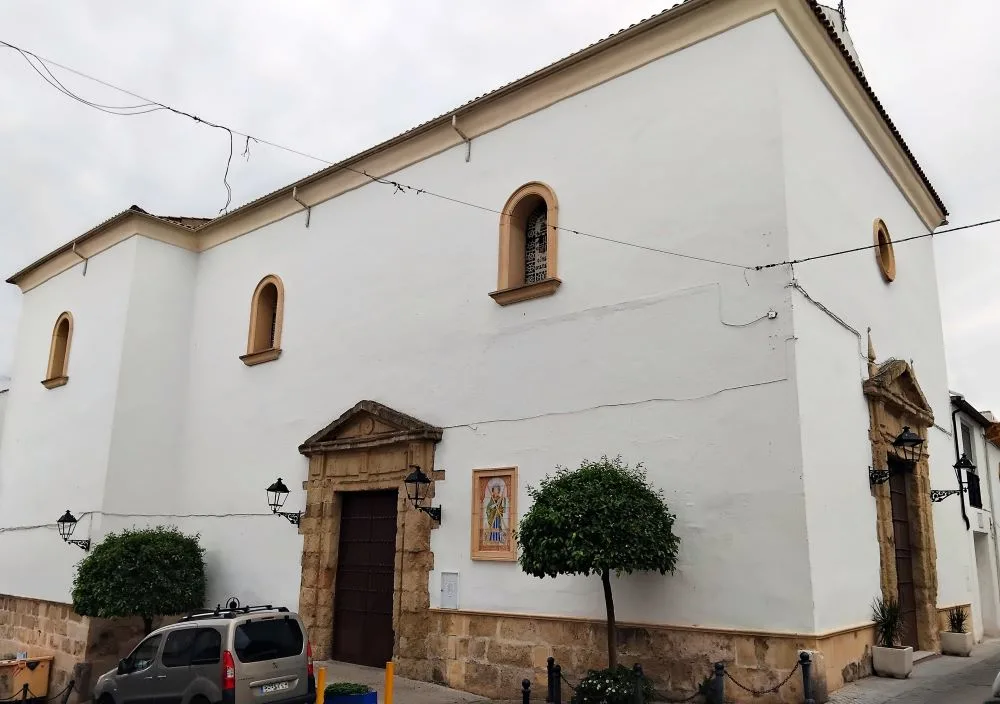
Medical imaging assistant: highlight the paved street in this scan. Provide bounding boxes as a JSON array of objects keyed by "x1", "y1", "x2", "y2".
[{"x1": 830, "y1": 640, "x2": 1000, "y2": 704}]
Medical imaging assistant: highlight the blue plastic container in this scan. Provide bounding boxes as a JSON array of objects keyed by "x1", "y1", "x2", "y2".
[{"x1": 324, "y1": 690, "x2": 377, "y2": 704}]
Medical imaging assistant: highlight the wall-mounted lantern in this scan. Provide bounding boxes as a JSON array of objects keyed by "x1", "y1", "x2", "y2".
[
  {"x1": 871, "y1": 427, "x2": 927, "y2": 486},
  {"x1": 403, "y1": 465, "x2": 442, "y2": 522},
  {"x1": 931, "y1": 454, "x2": 977, "y2": 502},
  {"x1": 56, "y1": 510, "x2": 90, "y2": 551},
  {"x1": 266, "y1": 478, "x2": 302, "y2": 526},
  {"x1": 891, "y1": 426, "x2": 925, "y2": 466}
]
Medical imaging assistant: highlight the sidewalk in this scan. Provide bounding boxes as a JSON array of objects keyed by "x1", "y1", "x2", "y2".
[
  {"x1": 316, "y1": 660, "x2": 487, "y2": 704},
  {"x1": 829, "y1": 639, "x2": 1000, "y2": 704}
]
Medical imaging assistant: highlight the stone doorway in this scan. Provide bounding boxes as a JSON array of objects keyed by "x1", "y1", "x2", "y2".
[
  {"x1": 864, "y1": 339, "x2": 939, "y2": 652},
  {"x1": 297, "y1": 400, "x2": 442, "y2": 675}
]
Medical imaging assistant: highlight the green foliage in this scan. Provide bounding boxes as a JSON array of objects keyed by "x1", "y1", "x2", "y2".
[
  {"x1": 324, "y1": 683, "x2": 372, "y2": 696},
  {"x1": 947, "y1": 605, "x2": 968, "y2": 634},
  {"x1": 872, "y1": 596, "x2": 904, "y2": 647},
  {"x1": 72, "y1": 527, "x2": 206, "y2": 633},
  {"x1": 517, "y1": 456, "x2": 679, "y2": 580},
  {"x1": 570, "y1": 666, "x2": 654, "y2": 704}
]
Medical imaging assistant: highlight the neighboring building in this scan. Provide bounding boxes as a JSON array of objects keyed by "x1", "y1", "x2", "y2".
[
  {"x1": 949, "y1": 393, "x2": 1000, "y2": 641},
  {"x1": 0, "y1": 0, "x2": 975, "y2": 701}
]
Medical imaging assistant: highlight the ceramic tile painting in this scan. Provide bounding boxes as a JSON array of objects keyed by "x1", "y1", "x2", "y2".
[{"x1": 471, "y1": 468, "x2": 517, "y2": 561}]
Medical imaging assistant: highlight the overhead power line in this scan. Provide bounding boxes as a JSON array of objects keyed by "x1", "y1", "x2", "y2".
[
  {"x1": 754, "y1": 217, "x2": 1000, "y2": 270},
  {"x1": 2, "y1": 38, "x2": 999, "y2": 273}
]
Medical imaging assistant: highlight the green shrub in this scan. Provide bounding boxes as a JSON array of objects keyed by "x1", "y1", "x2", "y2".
[
  {"x1": 324, "y1": 683, "x2": 372, "y2": 696},
  {"x1": 571, "y1": 665, "x2": 654, "y2": 704},
  {"x1": 72, "y1": 527, "x2": 206, "y2": 635}
]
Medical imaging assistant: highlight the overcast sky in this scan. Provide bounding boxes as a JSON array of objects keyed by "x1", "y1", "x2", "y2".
[{"x1": 1, "y1": 1, "x2": 999, "y2": 409}]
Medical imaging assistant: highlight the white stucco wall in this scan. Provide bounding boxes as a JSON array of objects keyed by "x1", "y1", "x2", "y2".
[
  {"x1": 776, "y1": 25, "x2": 961, "y2": 633},
  {"x1": 0, "y1": 239, "x2": 138, "y2": 604},
  {"x1": 165, "y1": 13, "x2": 811, "y2": 630}
]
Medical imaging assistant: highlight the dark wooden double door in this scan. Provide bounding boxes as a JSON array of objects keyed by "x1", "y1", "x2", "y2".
[
  {"x1": 889, "y1": 465, "x2": 919, "y2": 649},
  {"x1": 332, "y1": 490, "x2": 398, "y2": 667}
]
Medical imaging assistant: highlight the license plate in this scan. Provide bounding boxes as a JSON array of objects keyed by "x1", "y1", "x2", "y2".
[{"x1": 260, "y1": 682, "x2": 290, "y2": 695}]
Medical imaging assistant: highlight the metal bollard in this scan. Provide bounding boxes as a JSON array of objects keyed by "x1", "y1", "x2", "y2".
[
  {"x1": 522, "y1": 678, "x2": 532, "y2": 704},
  {"x1": 20, "y1": 684, "x2": 28, "y2": 703},
  {"x1": 709, "y1": 662, "x2": 725, "y2": 704},
  {"x1": 553, "y1": 664, "x2": 562, "y2": 704},
  {"x1": 631, "y1": 663, "x2": 644, "y2": 704},
  {"x1": 800, "y1": 652, "x2": 815, "y2": 704},
  {"x1": 546, "y1": 657, "x2": 555, "y2": 703}
]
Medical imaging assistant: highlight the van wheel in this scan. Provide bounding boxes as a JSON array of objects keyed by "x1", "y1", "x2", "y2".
[
  {"x1": 98, "y1": 695, "x2": 115, "y2": 704},
  {"x1": 189, "y1": 695, "x2": 210, "y2": 704}
]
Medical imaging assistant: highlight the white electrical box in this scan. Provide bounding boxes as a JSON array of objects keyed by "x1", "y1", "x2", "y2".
[{"x1": 441, "y1": 571, "x2": 459, "y2": 609}]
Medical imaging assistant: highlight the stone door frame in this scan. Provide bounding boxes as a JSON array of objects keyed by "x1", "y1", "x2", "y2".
[
  {"x1": 863, "y1": 351, "x2": 939, "y2": 652},
  {"x1": 297, "y1": 400, "x2": 442, "y2": 672}
]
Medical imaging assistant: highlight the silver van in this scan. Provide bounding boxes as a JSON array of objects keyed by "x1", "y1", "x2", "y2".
[{"x1": 94, "y1": 605, "x2": 316, "y2": 704}]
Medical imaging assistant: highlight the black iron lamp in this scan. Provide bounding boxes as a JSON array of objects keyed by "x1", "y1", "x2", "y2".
[
  {"x1": 266, "y1": 478, "x2": 301, "y2": 526},
  {"x1": 891, "y1": 426, "x2": 925, "y2": 466},
  {"x1": 954, "y1": 453, "x2": 976, "y2": 473},
  {"x1": 403, "y1": 465, "x2": 442, "y2": 522},
  {"x1": 931, "y1": 454, "x2": 977, "y2": 502},
  {"x1": 56, "y1": 510, "x2": 90, "y2": 551}
]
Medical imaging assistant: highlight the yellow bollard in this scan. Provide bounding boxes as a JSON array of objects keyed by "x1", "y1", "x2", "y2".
[
  {"x1": 315, "y1": 666, "x2": 326, "y2": 704},
  {"x1": 384, "y1": 662, "x2": 394, "y2": 704}
]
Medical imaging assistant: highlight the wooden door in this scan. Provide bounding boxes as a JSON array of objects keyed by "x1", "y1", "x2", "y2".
[
  {"x1": 889, "y1": 471, "x2": 919, "y2": 649},
  {"x1": 332, "y1": 491, "x2": 398, "y2": 667}
]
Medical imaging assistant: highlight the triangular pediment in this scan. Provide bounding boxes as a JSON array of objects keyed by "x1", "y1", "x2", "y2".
[
  {"x1": 299, "y1": 400, "x2": 442, "y2": 455},
  {"x1": 863, "y1": 359, "x2": 934, "y2": 425}
]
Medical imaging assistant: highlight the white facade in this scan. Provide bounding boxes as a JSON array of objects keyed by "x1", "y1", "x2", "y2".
[
  {"x1": 950, "y1": 394, "x2": 1000, "y2": 641},
  {"x1": 0, "y1": 2, "x2": 971, "y2": 687}
]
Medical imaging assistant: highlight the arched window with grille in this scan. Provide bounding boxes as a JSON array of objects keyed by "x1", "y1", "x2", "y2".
[
  {"x1": 490, "y1": 182, "x2": 561, "y2": 306},
  {"x1": 241, "y1": 275, "x2": 284, "y2": 366},
  {"x1": 43, "y1": 312, "x2": 73, "y2": 388}
]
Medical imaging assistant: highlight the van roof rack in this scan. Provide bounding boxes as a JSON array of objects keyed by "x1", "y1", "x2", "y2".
[{"x1": 179, "y1": 604, "x2": 289, "y2": 622}]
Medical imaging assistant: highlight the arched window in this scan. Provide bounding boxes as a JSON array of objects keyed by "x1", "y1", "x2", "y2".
[
  {"x1": 490, "y1": 182, "x2": 561, "y2": 306},
  {"x1": 873, "y1": 218, "x2": 896, "y2": 283},
  {"x1": 43, "y1": 312, "x2": 73, "y2": 388},
  {"x1": 241, "y1": 275, "x2": 284, "y2": 366}
]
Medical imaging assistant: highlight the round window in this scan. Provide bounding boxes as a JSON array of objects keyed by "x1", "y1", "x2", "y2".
[{"x1": 874, "y1": 218, "x2": 896, "y2": 282}]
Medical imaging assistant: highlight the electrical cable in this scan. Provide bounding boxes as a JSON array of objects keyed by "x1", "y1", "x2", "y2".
[
  {"x1": 754, "y1": 217, "x2": 1000, "y2": 270},
  {"x1": 3, "y1": 39, "x2": 1000, "y2": 270},
  {"x1": 0, "y1": 37, "x2": 745, "y2": 268}
]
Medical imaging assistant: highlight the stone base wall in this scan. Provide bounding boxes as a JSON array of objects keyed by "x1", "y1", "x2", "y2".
[
  {"x1": 0, "y1": 594, "x2": 180, "y2": 702},
  {"x1": 0, "y1": 595, "x2": 89, "y2": 699},
  {"x1": 420, "y1": 610, "x2": 880, "y2": 703}
]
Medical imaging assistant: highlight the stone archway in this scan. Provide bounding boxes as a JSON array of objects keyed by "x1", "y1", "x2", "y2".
[
  {"x1": 863, "y1": 341, "x2": 939, "y2": 652},
  {"x1": 296, "y1": 400, "x2": 442, "y2": 676}
]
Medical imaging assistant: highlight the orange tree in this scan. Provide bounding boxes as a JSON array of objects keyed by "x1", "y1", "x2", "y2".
[
  {"x1": 516, "y1": 456, "x2": 680, "y2": 668},
  {"x1": 72, "y1": 527, "x2": 206, "y2": 635}
]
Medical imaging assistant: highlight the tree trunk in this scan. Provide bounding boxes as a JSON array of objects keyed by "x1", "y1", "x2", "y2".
[
  {"x1": 601, "y1": 570, "x2": 618, "y2": 669},
  {"x1": 142, "y1": 616, "x2": 153, "y2": 636}
]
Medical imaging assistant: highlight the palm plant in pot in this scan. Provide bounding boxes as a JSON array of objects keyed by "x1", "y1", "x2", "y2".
[
  {"x1": 941, "y1": 606, "x2": 973, "y2": 657},
  {"x1": 324, "y1": 682, "x2": 376, "y2": 704},
  {"x1": 872, "y1": 596, "x2": 912, "y2": 678}
]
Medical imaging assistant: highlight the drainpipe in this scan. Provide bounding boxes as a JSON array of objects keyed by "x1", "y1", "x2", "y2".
[{"x1": 953, "y1": 405, "x2": 972, "y2": 530}]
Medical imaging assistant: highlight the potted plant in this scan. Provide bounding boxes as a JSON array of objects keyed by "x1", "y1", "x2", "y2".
[
  {"x1": 871, "y1": 596, "x2": 913, "y2": 678},
  {"x1": 324, "y1": 682, "x2": 376, "y2": 704},
  {"x1": 941, "y1": 606, "x2": 973, "y2": 656}
]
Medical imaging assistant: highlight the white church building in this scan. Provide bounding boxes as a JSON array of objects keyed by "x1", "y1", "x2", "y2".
[{"x1": 0, "y1": 0, "x2": 992, "y2": 701}]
